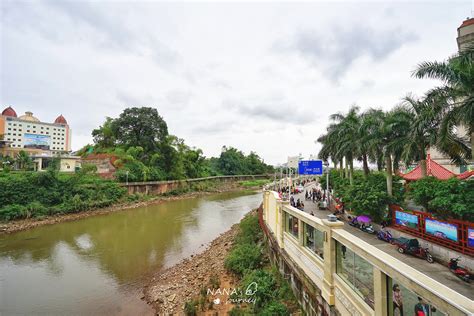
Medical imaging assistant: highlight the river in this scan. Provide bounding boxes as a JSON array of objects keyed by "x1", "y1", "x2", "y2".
[{"x1": 0, "y1": 190, "x2": 262, "y2": 315}]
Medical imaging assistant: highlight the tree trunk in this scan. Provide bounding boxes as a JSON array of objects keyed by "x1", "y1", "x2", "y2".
[
  {"x1": 362, "y1": 154, "x2": 369, "y2": 176},
  {"x1": 344, "y1": 157, "x2": 349, "y2": 179},
  {"x1": 339, "y1": 160, "x2": 343, "y2": 178},
  {"x1": 471, "y1": 130, "x2": 474, "y2": 163},
  {"x1": 420, "y1": 159, "x2": 427, "y2": 178},
  {"x1": 385, "y1": 154, "x2": 393, "y2": 196},
  {"x1": 349, "y1": 158, "x2": 354, "y2": 186},
  {"x1": 377, "y1": 157, "x2": 383, "y2": 171}
]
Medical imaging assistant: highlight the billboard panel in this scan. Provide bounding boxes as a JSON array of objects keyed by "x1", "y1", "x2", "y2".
[
  {"x1": 395, "y1": 211, "x2": 419, "y2": 229},
  {"x1": 298, "y1": 160, "x2": 323, "y2": 175},
  {"x1": 425, "y1": 218, "x2": 458, "y2": 243},
  {"x1": 23, "y1": 133, "x2": 50, "y2": 150},
  {"x1": 467, "y1": 228, "x2": 474, "y2": 248}
]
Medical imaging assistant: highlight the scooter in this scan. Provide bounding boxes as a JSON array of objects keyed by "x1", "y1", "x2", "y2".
[
  {"x1": 348, "y1": 217, "x2": 360, "y2": 228},
  {"x1": 377, "y1": 229, "x2": 393, "y2": 243},
  {"x1": 448, "y1": 257, "x2": 472, "y2": 283},
  {"x1": 360, "y1": 224, "x2": 376, "y2": 234}
]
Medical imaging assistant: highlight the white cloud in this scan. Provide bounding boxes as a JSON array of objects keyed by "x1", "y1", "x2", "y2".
[{"x1": 1, "y1": 1, "x2": 471, "y2": 165}]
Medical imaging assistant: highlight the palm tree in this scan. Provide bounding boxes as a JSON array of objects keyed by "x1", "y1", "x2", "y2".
[
  {"x1": 413, "y1": 42, "x2": 473, "y2": 161},
  {"x1": 329, "y1": 106, "x2": 361, "y2": 185},
  {"x1": 15, "y1": 150, "x2": 33, "y2": 170},
  {"x1": 317, "y1": 123, "x2": 344, "y2": 178},
  {"x1": 399, "y1": 94, "x2": 441, "y2": 177},
  {"x1": 360, "y1": 107, "x2": 411, "y2": 196}
]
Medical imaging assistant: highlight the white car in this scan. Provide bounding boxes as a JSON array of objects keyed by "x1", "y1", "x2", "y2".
[{"x1": 296, "y1": 185, "x2": 304, "y2": 193}]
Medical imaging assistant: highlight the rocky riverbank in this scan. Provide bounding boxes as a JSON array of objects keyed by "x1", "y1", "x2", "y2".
[
  {"x1": 0, "y1": 184, "x2": 260, "y2": 235},
  {"x1": 143, "y1": 220, "x2": 241, "y2": 315}
]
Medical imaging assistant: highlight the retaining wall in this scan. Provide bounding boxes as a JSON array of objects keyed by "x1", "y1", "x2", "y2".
[{"x1": 120, "y1": 175, "x2": 269, "y2": 195}]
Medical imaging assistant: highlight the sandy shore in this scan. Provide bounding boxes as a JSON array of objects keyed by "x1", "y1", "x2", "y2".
[{"x1": 0, "y1": 184, "x2": 258, "y2": 235}]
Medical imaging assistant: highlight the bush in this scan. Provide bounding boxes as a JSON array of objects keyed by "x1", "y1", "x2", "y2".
[
  {"x1": 260, "y1": 302, "x2": 290, "y2": 316},
  {"x1": 183, "y1": 300, "x2": 197, "y2": 316},
  {"x1": 409, "y1": 177, "x2": 473, "y2": 221},
  {"x1": 225, "y1": 243, "x2": 262, "y2": 276},
  {"x1": 0, "y1": 172, "x2": 127, "y2": 221},
  {"x1": 235, "y1": 213, "x2": 262, "y2": 245},
  {"x1": 0, "y1": 204, "x2": 27, "y2": 221}
]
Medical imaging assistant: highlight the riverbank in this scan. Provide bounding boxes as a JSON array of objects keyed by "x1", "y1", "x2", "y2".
[
  {"x1": 144, "y1": 209, "x2": 301, "y2": 315},
  {"x1": 143, "y1": 219, "x2": 240, "y2": 315},
  {"x1": 0, "y1": 182, "x2": 261, "y2": 235}
]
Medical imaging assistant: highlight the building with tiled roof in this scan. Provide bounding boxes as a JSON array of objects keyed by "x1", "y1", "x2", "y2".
[{"x1": 398, "y1": 154, "x2": 472, "y2": 181}]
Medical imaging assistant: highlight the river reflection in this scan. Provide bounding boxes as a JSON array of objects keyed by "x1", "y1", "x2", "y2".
[{"x1": 0, "y1": 190, "x2": 262, "y2": 315}]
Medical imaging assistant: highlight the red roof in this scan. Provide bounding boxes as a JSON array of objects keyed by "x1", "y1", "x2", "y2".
[
  {"x1": 1, "y1": 106, "x2": 17, "y2": 117},
  {"x1": 54, "y1": 114, "x2": 68, "y2": 125},
  {"x1": 459, "y1": 18, "x2": 474, "y2": 28},
  {"x1": 457, "y1": 170, "x2": 474, "y2": 180},
  {"x1": 399, "y1": 154, "x2": 456, "y2": 180}
]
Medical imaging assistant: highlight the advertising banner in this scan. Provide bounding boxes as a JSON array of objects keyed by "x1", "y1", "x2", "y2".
[
  {"x1": 468, "y1": 228, "x2": 474, "y2": 248},
  {"x1": 395, "y1": 210, "x2": 419, "y2": 229},
  {"x1": 298, "y1": 160, "x2": 323, "y2": 175},
  {"x1": 23, "y1": 133, "x2": 50, "y2": 150},
  {"x1": 425, "y1": 218, "x2": 458, "y2": 243}
]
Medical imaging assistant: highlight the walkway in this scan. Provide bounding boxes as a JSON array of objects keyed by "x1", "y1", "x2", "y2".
[{"x1": 293, "y1": 182, "x2": 474, "y2": 300}]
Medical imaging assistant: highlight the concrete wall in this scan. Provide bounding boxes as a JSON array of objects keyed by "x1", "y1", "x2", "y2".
[
  {"x1": 121, "y1": 175, "x2": 269, "y2": 195},
  {"x1": 262, "y1": 190, "x2": 473, "y2": 316}
]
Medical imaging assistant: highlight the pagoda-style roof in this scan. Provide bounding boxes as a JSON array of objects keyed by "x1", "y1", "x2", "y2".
[
  {"x1": 399, "y1": 154, "x2": 456, "y2": 180},
  {"x1": 456, "y1": 170, "x2": 474, "y2": 180}
]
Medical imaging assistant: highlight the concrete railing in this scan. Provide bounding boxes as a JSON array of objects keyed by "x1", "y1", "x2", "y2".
[
  {"x1": 120, "y1": 174, "x2": 270, "y2": 195},
  {"x1": 262, "y1": 190, "x2": 473, "y2": 316}
]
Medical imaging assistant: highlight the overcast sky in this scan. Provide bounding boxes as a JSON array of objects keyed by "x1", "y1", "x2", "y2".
[{"x1": 1, "y1": 0, "x2": 472, "y2": 165}]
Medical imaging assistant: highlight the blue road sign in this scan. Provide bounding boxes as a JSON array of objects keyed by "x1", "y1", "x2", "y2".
[{"x1": 298, "y1": 160, "x2": 323, "y2": 175}]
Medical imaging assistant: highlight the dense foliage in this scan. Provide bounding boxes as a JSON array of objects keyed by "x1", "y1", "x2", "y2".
[
  {"x1": 409, "y1": 177, "x2": 474, "y2": 221},
  {"x1": 0, "y1": 170, "x2": 126, "y2": 221},
  {"x1": 225, "y1": 214, "x2": 264, "y2": 276},
  {"x1": 85, "y1": 107, "x2": 273, "y2": 181},
  {"x1": 321, "y1": 170, "x2": 404, "y2": 222},
  {"x1": 223, "y1": 212, "x2": 298, "y2": 315},
  {"x1": 316, "y1": 41, "x2": 473, "y2": 221}
]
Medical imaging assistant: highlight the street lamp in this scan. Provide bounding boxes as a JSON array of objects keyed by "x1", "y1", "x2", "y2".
[{"x1": 323, "y1": 161, "x2": 330, "y2": 206}]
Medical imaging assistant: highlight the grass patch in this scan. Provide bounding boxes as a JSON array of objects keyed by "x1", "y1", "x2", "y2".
[{"x1": 239, "y1": 179, "x2": 270, "y2": 188}]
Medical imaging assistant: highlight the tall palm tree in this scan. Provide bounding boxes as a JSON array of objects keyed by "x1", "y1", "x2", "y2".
[
  {"x1": 318, "y1": 123, "x2": 344, "y2": 177},
  {"x1": 330, "y1": 106, "x2": 361, "y2": 185},
  {"x1": 399, "y1": 94, "x2": 440, "y2": 177},
  {"x1": 413, "y1": 42, "x2": 473, "y2": 161},
  {"x1": 360, "y1": 107, "x2": 411, "y2": 195}
]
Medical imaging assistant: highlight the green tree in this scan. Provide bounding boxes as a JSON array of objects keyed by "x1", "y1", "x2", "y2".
[
  {"x1": 15, "y1": 151, "x2": 33, "y2": 170},
  {"x1": 413, "y1": 42, "x2": 473, "y2": 160}
]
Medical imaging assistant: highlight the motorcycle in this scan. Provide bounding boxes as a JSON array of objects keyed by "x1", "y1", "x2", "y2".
[
  {"x1": 359, "y1": 223, "x2": 376, "y2": 234},
  {"x1": 392, "y1": 237, "x2": 434, "y2": 263},
  {"x1": 448, "y1": 257, "x2": 472, "y2": 283},
  {"x1": 377, "y1": 229, "x2": 393, "y2": 243}
]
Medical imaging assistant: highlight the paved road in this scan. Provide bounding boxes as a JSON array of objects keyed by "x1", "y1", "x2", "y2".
[{"x1": 293, "y1": 182, "x2": 474, "y2": 300}]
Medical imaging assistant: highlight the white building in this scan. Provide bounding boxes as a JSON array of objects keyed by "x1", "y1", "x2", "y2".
[{"x1": 1, "y1": 106, "x2": 71, "y2": 153}]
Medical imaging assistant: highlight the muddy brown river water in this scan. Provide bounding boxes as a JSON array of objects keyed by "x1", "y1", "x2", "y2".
[{"x1": 0, "y1": 190, "x2": 262, "y2": 315}]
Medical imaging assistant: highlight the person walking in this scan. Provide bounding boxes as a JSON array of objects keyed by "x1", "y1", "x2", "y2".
[{"x1": 392, "y1": 284, "x2": 403, "y2": 316}]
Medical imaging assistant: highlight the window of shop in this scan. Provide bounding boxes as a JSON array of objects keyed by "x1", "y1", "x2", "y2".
[
  {"x1": 388, "y1": 279, "x2": 445, "y2": 316},
  {"x1": 304, "y1": 223, "x2": 324, "y2": 259},
  {"x1": 336, "y1": 242, "x2": 374, "y2": 309},
  {"x1": 285, "y1": 213, "x2": 299, "y2": 239}
]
